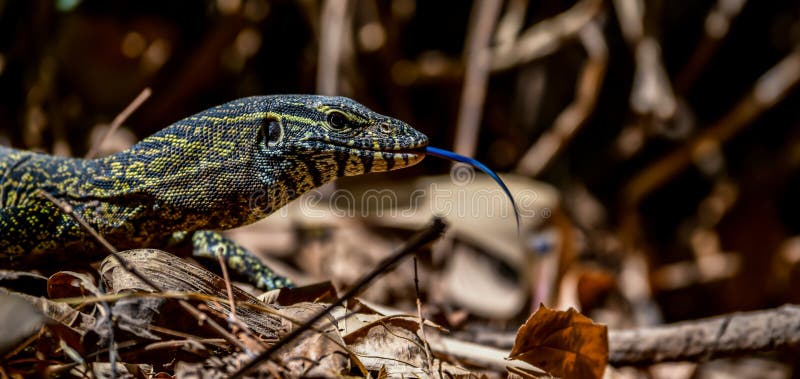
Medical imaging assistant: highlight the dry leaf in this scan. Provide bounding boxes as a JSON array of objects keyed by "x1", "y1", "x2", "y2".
[
  {"x1": 275, "y1": 302, "x2": 349, "y2": 377},
  {"x1": 0, "y1": 270, "x2": 48, "y2": 296},
  {"x1": 509, "y1": 305, "x2": 608, "y2": 379},
  {"x1": 99, "y1": 249, "x2": 283, "y2": 340},
  {"x1": 48, "y1": 271, "x2": 100, "y2": 299},
  {"x1": 0, "y1": 292, "x2": 46, "y2": 355},
  {"x1": 343, "y1": 314, "x2": 472, "y2": 378},
  {"x1": 0, "y1": 287, "x2": 94, "y2": 335}
]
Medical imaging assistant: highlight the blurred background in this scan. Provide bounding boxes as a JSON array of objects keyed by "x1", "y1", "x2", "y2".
[{"x1": 2, "y1": 0, "x2": 800, "y2": 371}]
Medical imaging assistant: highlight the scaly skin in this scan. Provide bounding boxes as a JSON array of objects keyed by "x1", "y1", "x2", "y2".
[{"x1": 0, "y1": 95, "x2": 428, "y2": 289}]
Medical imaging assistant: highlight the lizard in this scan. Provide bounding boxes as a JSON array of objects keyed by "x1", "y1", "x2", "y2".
[{"x1": 0, "y1": 95, "x2": 428, "y2": 290}]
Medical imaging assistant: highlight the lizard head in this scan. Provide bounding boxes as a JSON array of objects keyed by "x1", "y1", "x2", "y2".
[{"x1": 261, "y1": 95, "x2": 428, "y2": 180}]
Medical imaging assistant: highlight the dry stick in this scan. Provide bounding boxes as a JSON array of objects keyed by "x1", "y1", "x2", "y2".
[
  {"x1": 412, "y1": 256, "x2": 435, "y2": 374},
  {"x1": 453, "y1": 0, "x2": 502, "y2": 158},
  {"x1": 36, "y1": 190, "x2": 249, "y2": 354},
  {"x1": 490, "y1": 0, "x2": 602, "y2": 71},
  {"x1": 623, "y1": 49, "x2": 800, "y2": 206},
  {"x1": 612, "y1": 0, "x2": 643, "y2": 44},
  {"x1": 613, "y1": 0, "x2": 676, "y2": 123},
  {"x1": 84, "y1": 87, "x2": 152, "y2": 160},
  {"x1": 148, "y1": 325, "x2": 226, "y2": 345},
  {"x1": 2, "y1": 327, "x2": 46, "y2": 362},
  {"x1": 674, "y1": 0, "x2": 748, "y2": 94},
  {"x1": 615, "y1": 0, "x2": 678, "y2": 125},
  {"x1": 216, "y1": 248, "x2": 239, "y2": 321},
  {"x1": 315, "y1": 0, "x2": 348, "y2": 199},
  {"x1": 316, "y1": 0, "x2": 349, "y2": 95},
  {"x1": 609, "y1": 304, "x2": 800, "y2": 365},
  {"x1": 437, "y1": 304, "x2": 800, "y2": 367},
  {"x1": 96, "y1": 282, "x2": 119, "y2": 379},
  {"x1": 514, "y1": 20, "x2": 608, "y2": 177},
  {"x1": 229, "y1": 217, "x2": 448, "y2": 379},
  {"x1": 493, "y1": 0, "x2": 529, "y2": 53},
  {"x1": 214, "y1": 247, "x2": 261, "y2": 351}
]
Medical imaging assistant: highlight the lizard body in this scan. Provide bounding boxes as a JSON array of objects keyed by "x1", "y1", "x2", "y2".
[{"x1": 0, "y1": 95, "x2": 428, "y2": 288}]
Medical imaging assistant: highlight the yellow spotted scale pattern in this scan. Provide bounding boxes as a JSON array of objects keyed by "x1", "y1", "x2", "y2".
[{"x1": 0, "y1": 95, "x2": 428, "y2": 290}]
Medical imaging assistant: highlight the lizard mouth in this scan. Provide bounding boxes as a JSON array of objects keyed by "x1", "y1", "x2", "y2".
[
  {"x1": 313, "y1": 143, "x2": 427, "y2": 172},
  {"x1": 391, "y1": 146, "x2": 427, "y2": 156},
  {"x1": 359, "y1": 146, "x2": 427, "y2": 167},
  {"x1": 326, "y1": 143, "x2": 427, "y2": 157},
  {"x1": 383, "y1": 147, "x2": 427, "y2": 167},
  {"x1": 379, "y1": 146, "x2": 427, "y2": 159},
  {"x1": 313, "y1": 142, "x2": 428, "y2": 167}
]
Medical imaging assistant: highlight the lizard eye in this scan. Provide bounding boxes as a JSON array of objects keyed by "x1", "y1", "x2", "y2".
[
  {"x1": 265, "y1": 118, "x2": 283, "y2": 147},
  {"x1": 327, "y1": 111, "x2": 349, "y2": 130}
]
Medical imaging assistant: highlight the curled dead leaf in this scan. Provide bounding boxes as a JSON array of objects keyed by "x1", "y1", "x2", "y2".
[
  {"x1": 509, "y1": 305, "x2": 608, "y2": 379},
  {"x1": 48, "y1": 271, "x2": 100, "y2": 299}
]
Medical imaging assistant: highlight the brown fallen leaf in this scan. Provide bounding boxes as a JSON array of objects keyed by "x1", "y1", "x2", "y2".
[
  {"x1": 274, "y1": 302, "x2": 349, "y2": 377},
  {"x1": 343, "y1": 313, "x2": 471, "y2": 378},
  {"x1": 509, "y1": 305, "x2": 608, "y2": 379},
  {"x1": 0, "y1": 292, "x2": 46, "y2": 356},
  {"x1": 99, "y1": 249, "x2": 283, "y2": 340},
  {"x1": 48, "y1": 271, "x2": 100, "y2": 299}
]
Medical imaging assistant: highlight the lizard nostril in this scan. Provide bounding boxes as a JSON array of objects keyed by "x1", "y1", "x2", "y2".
[{"x1": 379, "y1": 123, "x2": 392, "y2": 135}]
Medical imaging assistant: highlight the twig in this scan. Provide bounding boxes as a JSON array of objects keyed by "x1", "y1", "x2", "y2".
[
  {"x1": 609, "y1": 304, "x2": 800, "y2": 365},
  {"x1": 229, "y1": 217, "x2": 448, "y2": 378},
  {"x1": 84, "y1": 88, "x2": 151, "y2": 160},
  {"x1": 612, "y1": 0, "x2": 643, "y2": 44},
  {"x1": 413, "y1": 256, "x2": 434, "y2": 374},
  {"x1": 614, "y1": 0, "x2": 682, "y2": 141},
  {"x1": 317, "y1": 0, "x2": 350, "y2": 95},
  {"x1": 426, "y1": 335, "x2": 545, "y2": 373},
  {"x1": 614, "y1": 0, "x2": 677, "y2": 124},
  {"x1": 629, "y1": 37, "x2": 677, "y2": 122},
  {"x1": 493, "y1": 0, "x2": 529, "y2": 54},
  {"x1": 36, "y1": 190, "x2": 249, "y2": 354},
  {"x1": 216, "y1": 247, "x2": 239, "y2": 322},
  {"x1": 514, "y1": 20, "x2": 608, "y2": 177},
  {"x1": 213, "y1": 247, "x2": 262, "y2": 352},
  {"x1": 490, "y1": 0, "x2": 603, "y2": 71},
  {"x1": 674, "y1": 0, "x2": 748, "y2": 94},
  {"x1": 143, "y1": 339, "x2": 210, "y2": 353},
  {"x1": 96, "y1": 281, "x2": 118, "y2": 379},
  {"x1": 623, "y1": 49, "x2": 800, "y2": 206},
  {"x1": 433, "y1": 305, "x2": 800, "y2": 368},
  {"x1": 453, "y1": 0, "x2": 502, "y2": 158}
]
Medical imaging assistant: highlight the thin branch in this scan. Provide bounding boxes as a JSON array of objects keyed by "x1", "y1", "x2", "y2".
[
  {"x1": 515, "y1": 20, "x2": 608, "y2": 177},
  {"x1": 491, "y1": 0, "x2": 603, "y2": 71},
  {"x1": 674, "y1": 0, "x2": 748, "y2": 94},
  {"x1": 229, "y1": 217, "x2": 448, "y2": 379},
  {"x1": 317, "y1": 0, "x2": 350, "y2": 95},
  {"x1": 623, "y1": 49, "x2": 800, "y2": 206},
  {"x1": 84, "y1": 88, "x2": 151, "y2": 160},
  {"x1": 439, "y1": 304, "x2": 800, "y2": 367},
  {"x1": 609, "y1": 304, "x2": 800, "y2": 365},
  {"x1": 413, "y1": 256, "x2": 434, "y2": 373},
  {"x1": 453, "y1": 0, "x2": 503, "y2": 158},
  {"x1": 629, "y1": 37, "x2": 677, "y2": 122},
  {"x1": 216, "y1": 247, "x2": 239, "y2": 322},
  {"x1": 493, "y1": 0, "x2": 529, "y2": 53},
  {"x1": 612, "y1": 0, "x2": 643, "y2": 44}
]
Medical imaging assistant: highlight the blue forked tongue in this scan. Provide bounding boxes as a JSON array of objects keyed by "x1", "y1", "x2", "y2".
[{"x1": 425, "y1": 146, "x2": 521, "y2": 233}]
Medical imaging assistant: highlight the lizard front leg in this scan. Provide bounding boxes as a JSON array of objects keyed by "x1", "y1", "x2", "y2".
[{"x1": 190, "y1": 230, "x2": 293, "y2": 291}]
